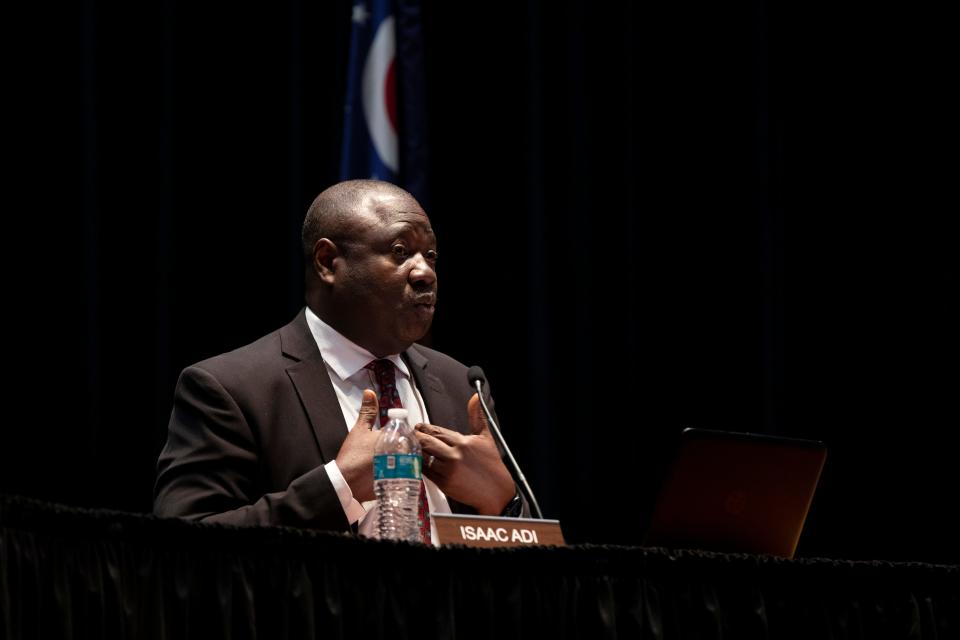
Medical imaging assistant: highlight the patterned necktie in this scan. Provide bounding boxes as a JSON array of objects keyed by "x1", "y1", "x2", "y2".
[{"x1": 365, "y1": 359, "x2": 431, "y2": 544}]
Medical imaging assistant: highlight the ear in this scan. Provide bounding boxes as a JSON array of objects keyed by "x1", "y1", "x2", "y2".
[{"x1": 312, "y1": 238, "x2": 339, "y2": 284}]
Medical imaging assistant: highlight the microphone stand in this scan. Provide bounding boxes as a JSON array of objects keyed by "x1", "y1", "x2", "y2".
[{"x1": 472, "y1": 379, "x2": 544, "y2": 519}]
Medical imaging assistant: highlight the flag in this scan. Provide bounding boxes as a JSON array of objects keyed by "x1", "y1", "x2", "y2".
[{"x1": 340, "y1": 0, "x2": 429, "y2": 207}]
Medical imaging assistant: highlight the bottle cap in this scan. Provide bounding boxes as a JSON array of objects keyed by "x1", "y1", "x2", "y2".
[{"x1": 386, "y1": 408, "x2": 408, "y2": 420}]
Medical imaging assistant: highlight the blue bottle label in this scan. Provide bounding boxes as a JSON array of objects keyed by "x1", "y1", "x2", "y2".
[{"x1": 374, "y1": 454, "x2": 422, "y2": 480}]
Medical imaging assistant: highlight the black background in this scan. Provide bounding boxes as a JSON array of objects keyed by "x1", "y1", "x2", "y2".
[{"x1": 3, "y1": 1, "x2": 956, "y2": 563}]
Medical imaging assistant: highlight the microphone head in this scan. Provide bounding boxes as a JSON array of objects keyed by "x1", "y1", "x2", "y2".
[{"x1": 467, "y1": 366, "x2": 486, "y2": 388}]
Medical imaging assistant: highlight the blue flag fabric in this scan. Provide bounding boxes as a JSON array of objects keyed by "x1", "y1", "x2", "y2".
[{"x1": 341, "y1": 0, "x2": 429, "y2": 207}]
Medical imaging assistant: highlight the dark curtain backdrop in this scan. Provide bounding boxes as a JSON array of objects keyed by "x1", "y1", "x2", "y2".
[{"x1": 4, "y1": 1, "x2": 956, "y2": 563}]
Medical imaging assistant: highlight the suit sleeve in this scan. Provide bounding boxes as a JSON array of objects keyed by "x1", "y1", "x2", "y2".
[{"x1": 153, "y1": 365, "x2": 349, "y2": 531}]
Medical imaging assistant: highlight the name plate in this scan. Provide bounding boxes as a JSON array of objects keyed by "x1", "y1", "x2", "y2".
[{"x1": 433, "y1": 513, "x2": 565, "y2": 548}]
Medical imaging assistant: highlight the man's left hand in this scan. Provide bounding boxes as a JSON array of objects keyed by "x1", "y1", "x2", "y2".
[{"x1": 414, "y1": 394, "x2": 516, "y2": 516}]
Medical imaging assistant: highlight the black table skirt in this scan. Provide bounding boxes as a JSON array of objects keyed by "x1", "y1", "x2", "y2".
[{"x1": 2, "y1": 494, "x2": 957, "y2": 639}]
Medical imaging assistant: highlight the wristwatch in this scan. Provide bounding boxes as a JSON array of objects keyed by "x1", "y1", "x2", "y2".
[{"x1": 499, "y1": 490, "x2": 523, "y2": 518}]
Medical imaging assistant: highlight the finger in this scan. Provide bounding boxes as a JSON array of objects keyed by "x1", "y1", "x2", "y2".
[
  {"x1": 467, "y1": 393, "x2": 490, "y2": 436},
  {"x1": 415, "y1": 430, "x2": 453, "y2": 459},
  {"x1": 356, "y1": 389, "x2": 379, "y2": 430},
  {"x1": 415, "y1": 422, "x2": 463, "y2": 446}
]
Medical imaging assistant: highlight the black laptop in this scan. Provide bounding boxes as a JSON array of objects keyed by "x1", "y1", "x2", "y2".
[{"x1": 643, "y1": 428, "x2": 827, "y2": 558}]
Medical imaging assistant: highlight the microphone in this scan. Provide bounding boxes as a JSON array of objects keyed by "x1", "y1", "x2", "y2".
[{"x1": 467, "y1": 366, "x2": 544, "y2": 519}]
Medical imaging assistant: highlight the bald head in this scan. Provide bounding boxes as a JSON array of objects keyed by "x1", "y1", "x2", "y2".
[
  {"x1": 301, "y1": 179, "x2": 437, "y2": 356},
  {"x1": 302, "y1": 179, "x2": 418, "y2": 259}
]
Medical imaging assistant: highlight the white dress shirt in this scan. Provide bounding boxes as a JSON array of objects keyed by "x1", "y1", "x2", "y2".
[{"x1": 305, "y1": 307, "x2": 450, "y2": 543}]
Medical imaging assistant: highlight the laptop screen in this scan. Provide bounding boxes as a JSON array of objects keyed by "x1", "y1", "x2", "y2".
[{"x1": 643, "y1": 428, "x2": 827, "y2": 559}]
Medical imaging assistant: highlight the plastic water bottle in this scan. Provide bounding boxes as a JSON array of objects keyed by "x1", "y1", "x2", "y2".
[{"x1": 374, "y1": 408, "x2": 423, "y2": 542}]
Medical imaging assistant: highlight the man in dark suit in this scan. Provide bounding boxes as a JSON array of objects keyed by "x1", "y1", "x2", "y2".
[{"x1": 154, "y1": 180, "x2": 522, "y2": 537}]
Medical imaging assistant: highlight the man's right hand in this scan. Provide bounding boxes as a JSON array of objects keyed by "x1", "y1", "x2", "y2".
[{"x1": 334, "y1": 390, "x2": 381, "y2": 503}]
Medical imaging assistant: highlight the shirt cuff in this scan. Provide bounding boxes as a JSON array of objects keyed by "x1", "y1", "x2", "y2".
[{"x1": 324, "y1": 460, "x2": 367, "y2": 525}]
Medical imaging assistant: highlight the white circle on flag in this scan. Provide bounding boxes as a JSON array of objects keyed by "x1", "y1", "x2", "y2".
[{"x1": 362, "y1": 16, "x2": 398, "y2": 173}]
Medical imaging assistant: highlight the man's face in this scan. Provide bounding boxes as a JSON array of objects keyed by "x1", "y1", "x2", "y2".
[{"x1": 332, "y1": 192, "x2": 438, "y2": 357}]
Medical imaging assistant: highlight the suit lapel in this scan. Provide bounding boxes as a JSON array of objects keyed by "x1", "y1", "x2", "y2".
[
  {"x1": 281, "y1": 311, "x2": 349, "y2": 464},
  {"x1": 406, "y1": 345, "x2": 478, "y2": 437},
  {"x1": 405, "y1": 345, "x2": 461, "y2": 433}
]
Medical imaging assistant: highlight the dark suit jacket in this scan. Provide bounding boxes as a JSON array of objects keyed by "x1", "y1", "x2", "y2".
[{"x1": 154, "y1": 309, "x2": 504, "y2": 530}]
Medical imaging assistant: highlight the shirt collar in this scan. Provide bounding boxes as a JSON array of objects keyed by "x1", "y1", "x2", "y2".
[{"x1": 304, "y1": 307, "x2": 410, "y2": 381}]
